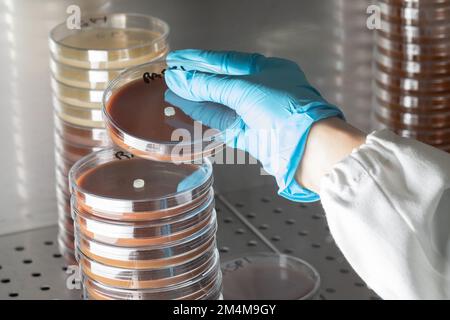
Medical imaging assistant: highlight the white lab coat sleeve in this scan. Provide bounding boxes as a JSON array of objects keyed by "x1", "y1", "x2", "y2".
[{"x1": 320, "y1": 129, "x2": 450, "y2": 300}]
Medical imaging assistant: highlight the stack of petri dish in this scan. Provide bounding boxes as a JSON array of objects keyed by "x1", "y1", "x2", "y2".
[
  {"x1": 69, "y1": 148, "x2": 222, "y2": 300},
  {"x1": 69, "y1": 58, "x2": 240, "y2": 300},
  {"x1": 49, "y1": 13, "x2": 170, "y2": 262},
  {"x1": 374, "y1": 0, "x2": 450, "y2": 152}
]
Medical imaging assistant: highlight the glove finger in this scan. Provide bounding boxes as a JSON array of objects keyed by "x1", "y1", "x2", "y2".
[
  {"x1": 167, "y1": 49, "x2": 265, "y2": 75},
  {"x1": 164, "y1": 89, "x2": 239, "y2": 131},
  {"x1": 165, "y1": 68, "x2": 253, "y2": 116}
]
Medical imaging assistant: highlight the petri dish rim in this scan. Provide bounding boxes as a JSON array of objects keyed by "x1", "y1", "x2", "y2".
[
  {"x1": 49, "y1": 13, "x2": 170, "y2": 54},
  {"x1": 68, "y1": 147, "x2": 213, "y2": 206},
  {"x1": 102, "y1": 59, "x2": 242, "y2": 149},
  {"x1": 221, "y1": 252, "x2": 321, "y2": 300}
]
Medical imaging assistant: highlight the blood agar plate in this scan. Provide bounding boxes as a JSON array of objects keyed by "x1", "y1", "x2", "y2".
[{"x1": 102, "y1": 60, "x2": 241, "y2": 163}]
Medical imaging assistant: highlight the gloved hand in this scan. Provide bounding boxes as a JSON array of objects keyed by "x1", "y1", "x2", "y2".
[{"x1": 165, "y1": 49, "x2": 344, "y2": 202}]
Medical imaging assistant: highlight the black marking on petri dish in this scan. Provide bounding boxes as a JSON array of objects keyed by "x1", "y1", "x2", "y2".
[
  {"x1": 114, "y1": 151, "x2": 134, "y2": 160},
  {"x1": 143, "y1": 72, "x2": 163, "y2": 83}
]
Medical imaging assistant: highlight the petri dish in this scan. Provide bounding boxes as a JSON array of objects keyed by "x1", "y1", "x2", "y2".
[
  {"x1": 76, "y1": 247, "x2": 217, "y2": 289},
  {"x1": 51, "y1": 77, "x2": 104, "y2": 109},
  {"x1": 54, "y1": 115, "x2": 110, "y2": 148},
  {"x1": 74, "y1": 214, "x2": 217, "y2": 269},
  {"x1": 59, "y1": 226, "x2": 75, "y2": 250},
  {"x1": 379, "y1": 20, "x2": 450, "y2": 40},
  {"x1": 375, "y1": 85, "x2": 450, "y2": 111},
  {"x1": 377, "y1": 35, "x2": 450, "y2": 60},
  {"x1": 57, "y1": 199, "x2": 71, "y2": 219},
  {"x1": 376, "y1": 50, "x2": 450, "y2": 75},
  {"x1": 56, "y1": 197, "x2": 72, "y2": 235},
  {"x1": 55, "y1": 151, "x2": 74, "y2": 177},
  {"x1": 56, "y1": 167, "x2": 70, "y2": 192},
  {"x1": 102, "y1": 60, "x2": 241, "y2": 163},
  {"x1": 69, "y1": 148, "x2": 214, "y2": 221},
  {"x1": 377, "y1": 44, "x2": 450, "y2": 63},
  {"x1": 374, "y1": 111, "x2": 450, "y2": 130},
  {"x1": 55, "y1": 133, "x2": 103, "y2": 163},
  {"x1": 72, "y1": 194, "x2": 215, "y2": 247},
  {"x1": 49, "y1": 13, "x2": 169, "y2": 70},
  {"x1": 50, "y1": 58, "x2": 123, "y2": 90},
  {"x1": 59, "y1": 214, "x2": 74, "y2": 235},
  {"x1": 393, "y1": 127, "x2": 450, "y2": 144},
  {"x1": 375, "y1": 67, "x2": 450, "y2": 94},
  {"x1": 379, "y1": 1, "x2": 450, "y2": 24},
  {"x1": 221, "y1": 253, "x2": 320, "y2": 300},
  {"x1": 375, "y1": 103, "x2": 450, "y2": 129},
  {"x1": 57, "y1": 239, "x2": 77, "y2": 266},
  {"x1": 53, "y1": 97, "x2": 104, "y2": 128},
  {"x1": 56, "y1": 184, "x2": 70, "y2": 204},
  {"x1": 375, "y1": 74, "x2": 450, "y2": 95},
  {"x1": 82, "y1": 252, "x2": 221, "y2": 300}
]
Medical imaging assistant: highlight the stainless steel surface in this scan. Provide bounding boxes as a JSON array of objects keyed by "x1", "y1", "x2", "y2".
[{"x1": 0, "y1": 189, "x2": 378, "y2": 300}]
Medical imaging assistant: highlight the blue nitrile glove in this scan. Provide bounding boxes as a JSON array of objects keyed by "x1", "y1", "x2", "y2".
[{"x1": 165, "y1": 49, "x2": 344, "y2": 202}]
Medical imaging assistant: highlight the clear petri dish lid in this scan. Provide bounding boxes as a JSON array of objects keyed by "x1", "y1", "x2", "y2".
[
  {"x1": 374, "y1": 112, "x2": 450, "y2": 133},
  {"x1": 377, "y1": 35, "x2": 450, "y2": 60},
  {"x1": 58, "y1": 229, "x2": 75, "y2": 251},
  {"x1": 377, "y1": 28, "x2": 450, "y2": 44},
  {"x1": 387, "y1": 126, "x2": 450, "y2": 142},
  {"x1": 375, "y1": 103, "x2": 450, "y2": 129},
  {"x1": 50, "y1": 57, "x2": 124, "y2": 90},
  {"x1": 69, "y1": 147, "x2": 214, "y2": 218},
  {"x1": 56, "y1": 167, "x2": 69, "y2": 192},
  {"x1": 375, "y1": 68, "x2": 450, "y2": 94},
  {"x1": 57, "y1": 200, "x2": 71, "y2": 222},
  {"x1": 54, "y1": 132, "x2": 103, "y2": 164},
  {"x1": 221, "y1": 253, "x2": 320, "y2": 300},
  {"x1": 72, "y1": 196, "x2": 215, "y2": 247},
  {"x1": 375, "y1": 94, "x2": 450, "y2": 113},
  {"x1": 55, "y1": 150, "x2": 74, "y2": 177},
  {"x1": 53, "y1": 97, "x2": 105, "y2": 128},
  {"x1": 379, "y1": 0, "x2": 450, "y2": 10},
  {"x1": 58, "y1": 215, "x2": 74, "y2": 235},
  {"x1": 379, "y1": 1, "x2": 450, "y2": 24},
  {"x1": 51, "y1": 77, "x2": 104, "y2": 109},
  {"x1": 58, "y1": 219, "x2": 75, "y2": 241},
  {"x1": 57, "y1": 238, "x2": 77, "y2": 266},
  {"x1": 75, "y1": 214, "x2": 217, "y2": 269},
  {"x1": 76, "y1": 246, "x2": 217, "y2": 290},
  {"x1": 81, "y1": 251, "x2": 220, "y2": 300},
  {"x1": 380, "y1": 19, "x2": 450, "y2": 40},
  {"x1": 375, "y1": 85, "x2": 450, "y2": 110},
  {"x1": 102, "y1": 59, "x2": 242, "y2": 163},
  {"x1": 56, "y1": 183, "x2": 70, "y2": 203},
  {"x1": 54, "y1": 114, "x2": 110, "y2": 148},
  {"x1": 376, "y1": 50, "x2": 450, "y2": 75},
  {"x1": 49, "y1": 13, "x2": 169, "y2": 70}
]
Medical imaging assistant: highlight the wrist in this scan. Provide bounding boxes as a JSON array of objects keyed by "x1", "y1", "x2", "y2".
[{"x1": 295, "y1": 117, "x2": 367, "y2": 194}]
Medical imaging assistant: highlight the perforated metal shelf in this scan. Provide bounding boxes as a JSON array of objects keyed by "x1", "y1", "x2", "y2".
[{"x1": 0, "y1": 186, "x2": 379, "y2": 300}]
